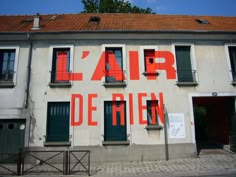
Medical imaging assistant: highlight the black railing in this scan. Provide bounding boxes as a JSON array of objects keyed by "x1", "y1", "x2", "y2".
[
  {"x1": 231, "y1": 71, "x2": 236, "y2": 82},
  {"x1": 0, "y1": 149, "x2": 90, "y2": 176},
  {"x1": 0, "y1": 150, "x2": 22, "y2": 176},
  {"x1": 22, "y1": 150, "x2": 65, "y2": 175},
  {"x1": 50, "y1": 71, "x2": 70, "y2": 83},
  {"x1": 105, "y1": 70, "x2": 125, "y2": 83},
  {"x1": 0, "y1": 71, "x2": 14, "y2": 82},
  {"x1": 69, "y1": 150, "x2": 90, "y2": 175},
  {"x1": 177, "y1": 70, "x2": 197, "y2": 82}
]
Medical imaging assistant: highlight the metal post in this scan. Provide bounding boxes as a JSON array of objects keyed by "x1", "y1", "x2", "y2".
[
  {"x1": 64, "y1": 150, "x2": 68, "y2": 175},
  {"x1": 164, "y1": 105, "x2": 169, "y2": 161},
  {"x1": 17, "y1": 148, "x2": 22, "y2": 176},
  {"x1": 88, "y1": 151, "x2": 90, "y2": 176}
]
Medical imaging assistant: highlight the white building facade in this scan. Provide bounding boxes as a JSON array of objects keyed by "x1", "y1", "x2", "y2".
[{"x1": 0, "y1": 14, "x2": 236, "y2": 162}]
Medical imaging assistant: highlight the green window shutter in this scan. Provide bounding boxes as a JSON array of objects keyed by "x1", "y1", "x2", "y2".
[
  {"x1": 47, "y1": 102, "x2": 70, "y2": 142},
  {"x1": 175, "y1": 46, "x2": 193, "y2": 82},
  {"x1": 104, "y1": 101, "x2": 127, "y2": 141},
  {"x1": 228, "y1": 46, "x2": 236, "y2": 81}
]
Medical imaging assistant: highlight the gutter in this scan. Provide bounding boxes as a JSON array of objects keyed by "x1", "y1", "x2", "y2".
[{"x1": 0, "y1": 30, "x2": 236, "y2": 35}]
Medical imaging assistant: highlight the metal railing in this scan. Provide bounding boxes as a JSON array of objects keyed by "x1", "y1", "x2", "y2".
[
  {"x1": 0, "y1": 71, "x2": 14, "y2": 82},
  {"x1": 69, "y1": 150, "x2": 90, "y2": 175},
  {"x1": 105, "y1": 70, "x2": 125, "y2": 83},
  {"x1": 50, "y1": 71, "x2": 70, "y2": 83},
  {"x1": 0, "y1": 149, "x2": 91, "y2": 176},
  {"x1": 231, "y1": 71, "x2": 236, "y2": 82},
  {"x1": 0, "y1": 152, "x2": 21, "y2": 176},
  {"x1": 22, "y1": 150, "x2": 65, "y2": 175},
  {"x1": 176, "y1": 70, "x2": 197, "y2": 82}
]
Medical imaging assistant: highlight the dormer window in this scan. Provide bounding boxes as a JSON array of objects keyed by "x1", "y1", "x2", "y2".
[
  {"x1": 196, "y1": 19, "x2": 210, "y2": 24},
  {"x1": 89, "y1": 16, "x2": 101, "y2": 22}
]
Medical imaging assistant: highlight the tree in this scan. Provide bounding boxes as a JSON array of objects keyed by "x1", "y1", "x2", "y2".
[{"x1": 81, "y1": 0, "x2": 154, "y2": 14}]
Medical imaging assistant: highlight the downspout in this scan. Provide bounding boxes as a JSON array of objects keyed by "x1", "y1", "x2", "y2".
[
  {"x1": 25, "y1": 33, "x2": 33, "y2": 148},
  {"x1": 25, "y1": 33, "x2": 33, "y2": 109}
]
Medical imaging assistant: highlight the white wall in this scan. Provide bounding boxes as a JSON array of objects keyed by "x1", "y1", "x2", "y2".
[
  {"x1": 29, "y1": 39, "x2": 236, "y2": 147},
  {"x1": 0, "y1": 44, "x2": 29, "y2": 119}
]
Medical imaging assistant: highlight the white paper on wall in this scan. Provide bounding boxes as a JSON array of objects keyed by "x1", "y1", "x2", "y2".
[{"x1": 168, "y1": 113, "x2": 185, "y2": 138}]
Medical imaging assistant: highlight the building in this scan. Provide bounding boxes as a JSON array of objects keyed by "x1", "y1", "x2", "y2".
[{"x1": 0, "y1": 13, "x2": 236, "y2": 162}]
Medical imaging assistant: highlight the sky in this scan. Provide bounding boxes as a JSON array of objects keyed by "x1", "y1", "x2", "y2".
[{"x1": 0, "y1": 0, "x2": 236, "y2": 16}]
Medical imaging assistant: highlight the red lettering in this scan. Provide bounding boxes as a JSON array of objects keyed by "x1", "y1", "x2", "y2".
[
  {"x1": 71, "y1": 94, "x2": 83, "y2": 126},
  {"x1": 138, "y1": 93, "x2": 147, "y2": 125},
  {"x1": 150, "y1": 92, "x2": 164, "y2": 124},
  {"x1": 82, "y1": 51, "x2": 89, "y2": 59},
  {"x1": 156, "y1": 51, "x2": 176, "y2": 80},
  {"x1": 145, "y1": 51, "x2": 176, "y2": 80},
  {"x1": 88, "y1": 94, "x2": 98, "y2": 126},
  {"x1": 158, "y1": 92, "x2": 164, "y2": 124},
  {"x1": 129, "y1": 93, "x2": 134, "y2": 125},
  {"x1": 112, "y1": 94, "x2": 125, "y2": 126},
  {"x1": 91, "y1": 51, "x2": 125, "y2": 81},
  {"x1": 129, "y1": 51, "x2": 140, "y2": 80},
  {"x1": 56, "y1": 52, "x2": 83, "y2": 81}
]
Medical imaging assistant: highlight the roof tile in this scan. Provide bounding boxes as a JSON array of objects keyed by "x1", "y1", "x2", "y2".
[{"x1": 0, "y1": 13, "x2": 235, "y2": 33}]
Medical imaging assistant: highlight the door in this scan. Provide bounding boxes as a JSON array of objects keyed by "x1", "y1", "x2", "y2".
[
  {"x1": 104, "y1": 101, "x2": 127, "y2": 141},
  {"x1": 46, "y1": 102, "x2": 70, "y2": 142},
  {"x1": 0, "y1": 119, "x2": 25, "y2": 161}
]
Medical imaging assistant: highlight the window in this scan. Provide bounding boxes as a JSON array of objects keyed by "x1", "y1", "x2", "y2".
[
  {"x1": 102, "y1": 44, "x2": 126, "y2": 87},
  {"x1": 105, "y1": 47, "x2": 124, "y2": 83},
  {"x1": 228, "y1": 46, "x2": 236, "y2": 83},
  {"x1": 140, "y1": 46, "x2": 158, "y2": 76},
  {"x1": 51, "y1": 48, "x2": 70, "y2": 83},
  {"x1": 175, "y1": 45, "x2": 197, "y2": 85},
  {"x1": 146, "y1": 100, "x2": 163, "y2": 130},
  {"x1": 0, "y1": 49, "x2": 16, "y2": 85},
  {"x1": 147, "y1": 100, "x2": 159, "y2": 125},
  {"x1": 144, "y1": 49, "x2": 155, "y2": 72},
  {"x1": 46, "y1": 102, "x2": 70, "y2": 144},
  {"x1": 103, "y1": 101, "x2": 127, "y2": 143},
  {"x1": 49, "y1": 45, "x2": 74, "y2": 87},
  {"x1": 196, "y1": 19, "x2": 210, "y2": 24}
]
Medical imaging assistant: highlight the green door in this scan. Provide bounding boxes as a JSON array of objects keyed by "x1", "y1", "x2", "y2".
[
  {"x1": 46, "y1": 102, "x2": 70, "y2": 142},
  {"x1": 0, "y1": 119, "x2": 25, "y2": 160},
  {"x1": 104, "y1": 101, "x2": 127, "y2": 141}
]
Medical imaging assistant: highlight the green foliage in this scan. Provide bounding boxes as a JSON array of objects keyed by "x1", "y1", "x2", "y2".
[{"x1": 81, "y1": 0, "x2": 154, "y2": 14}]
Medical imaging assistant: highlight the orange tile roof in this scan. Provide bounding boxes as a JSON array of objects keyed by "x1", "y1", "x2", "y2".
[{"x1": 0, "y1": 13, "x2": 236, "y2": 33}]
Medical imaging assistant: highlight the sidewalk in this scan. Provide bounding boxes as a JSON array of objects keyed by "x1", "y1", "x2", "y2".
[
  {"x1": 1, "y1": 148, "x2": 236, "y2": 177},
  {"x1": 89, "y1": 149, "x2": 236, "y2": 177}
]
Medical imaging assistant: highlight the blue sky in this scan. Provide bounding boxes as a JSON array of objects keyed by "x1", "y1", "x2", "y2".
[{"x1": 0, "y1": 0, "x2": 235, "y2": 16}]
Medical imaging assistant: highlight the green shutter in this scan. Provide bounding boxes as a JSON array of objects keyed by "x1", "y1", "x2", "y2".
[
  {"x1": 229, "y1": 47, "x2": 236, "y2": 81},
  {"x1": 175, "y1": 46, "x2": 193, "y2": 82},
  {"x1": 47, "y1": 102, "x2": 70, "y2": 142},
  {"x1": 104, "y1": 101, "x2": 127, "y2": 141}
]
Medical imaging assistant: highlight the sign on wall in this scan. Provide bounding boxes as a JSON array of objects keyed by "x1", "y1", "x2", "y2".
[{"x1": 168, "y1": 113, "x2": 185, "y2": 138}]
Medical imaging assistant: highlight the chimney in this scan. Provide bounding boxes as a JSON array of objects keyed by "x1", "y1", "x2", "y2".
[{"x1": 32, "y1": 13, "x2": 40, "y2": 30}]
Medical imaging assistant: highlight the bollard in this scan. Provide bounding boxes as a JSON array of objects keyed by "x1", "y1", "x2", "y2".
[{"x1": 17, "y1": 148, "x2": 22, "y2": 176}]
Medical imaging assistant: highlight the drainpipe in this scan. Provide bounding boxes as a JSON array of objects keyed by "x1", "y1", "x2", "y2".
[
  {"x1": 25, "y1": 33, "x2": 33, "y2": 148},
  {"x1": 25, "y1": 33, "x2": 32, "y2": 109}
]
